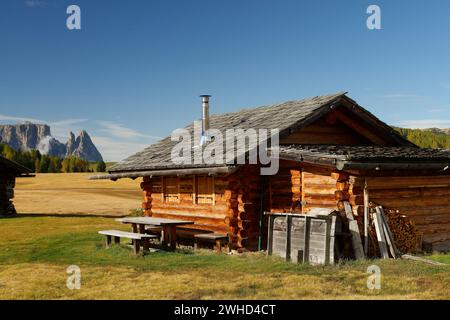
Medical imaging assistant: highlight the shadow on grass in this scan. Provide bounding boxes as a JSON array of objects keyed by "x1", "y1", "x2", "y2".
[{"x1": 0, "y1": 228, "x2": 315, "y2": 274}]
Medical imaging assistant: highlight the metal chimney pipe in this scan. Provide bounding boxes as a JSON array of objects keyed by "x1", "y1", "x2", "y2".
[{"x1": 200, "y1": 95, "x2": 211, "y2": 135}]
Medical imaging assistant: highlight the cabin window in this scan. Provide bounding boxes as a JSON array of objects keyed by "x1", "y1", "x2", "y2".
[
  {"x1": 156, "y1": 175, "x2": 216, "y2": 205},
  {"x1": 151, "y1": 184, "x2": 162, "y2": 193},
  {"x1": 151, "y1": 178, "x2": 163, "y2": 202},
  {"x1": 179, "y1": 177, "x2": 194, "y2": 202},
  {"x1": 163, "y1": 177, "x2": 179, "y2": 202},
  {"x1": 195, "y1": 176, "x2": 214, "y2": 205}
]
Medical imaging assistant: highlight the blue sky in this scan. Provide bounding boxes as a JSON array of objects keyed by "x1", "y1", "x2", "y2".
[{"x1": 1, "y1": 0, "x2": 450, "y2": 161}]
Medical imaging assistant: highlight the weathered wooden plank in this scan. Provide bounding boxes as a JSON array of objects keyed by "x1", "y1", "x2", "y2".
[
  {"x1": 328, "y1": 215, "x2": 336, "y2": 265},
  {"x1": 194, "y1": 233, "x2": 227, "y2": 240},
  {"x1": 366, "y1": 176, "x2": 450, "y2": 189},
  {"x1": 303, "y1": 217, "x2": 311, "y2": 263},
  {"x1": 343, "y1": 201, "x2": 365, "y2": 259},
  {"x1": 401, "y1": 254, "x2": 447, "y2": 266},
  {"x1": 98, "y1": 230, "x2": 157, "y2": 240},
  {"x1": 369, "y1": 187, "x2": 450, "y2": 199},
  {"x1": 409, "y1": 213, "x2": 450, "y2": 225},
  {"x1": 422, "y1": 232, "x2": 450, "y2": 243},
  {"x1": 363, "y1": 179, "x2": 369, "y2": 255},
  {"x1": 285, "y1": 215, "x2": 292, "y2": 261},
  {"x1": 373, "y1": 211, "x2": 389, "y2": 259},
  {"x1": 267, "y1": 214, "x2": 274, "y2": 256},
  {"x1": 377, "y1": 206, "x2": 400, "y2": 258},
  {"x1": 373, "y1": 197, "x2": 450, "y2": 208}
]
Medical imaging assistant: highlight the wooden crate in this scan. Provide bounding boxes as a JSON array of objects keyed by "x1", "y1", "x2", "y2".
[{"x1": 266, "y1": 209, "x2": 340, "y2": 265}]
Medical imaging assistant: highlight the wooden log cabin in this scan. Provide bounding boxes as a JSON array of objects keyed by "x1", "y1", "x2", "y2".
[
  {"x1": 93, "y1": 92, "x2": 450, "y2": 252},
  {"x1": 0, "y1": 155, "x2": 33, "y2": 216}
]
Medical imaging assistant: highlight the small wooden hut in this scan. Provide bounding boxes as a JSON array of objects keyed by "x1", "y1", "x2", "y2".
[
  {"x1": 94, "y1": 92, "x2": 450, "y2": 252},
  {"x1": 0, "y1": 155, "x2": 33, "y2": 216}
]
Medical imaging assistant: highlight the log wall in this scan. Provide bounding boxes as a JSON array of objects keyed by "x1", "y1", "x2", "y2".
[
  {"x1": 140, "y1": 165, "x2": 262, "y2": 250},
  {"x1": 0, "y1": 174, "x2": 16, "y2": 216},
  {"x1": 347, "y1": 175, "x2": 450, "y2": 251},
  {"x1": 303, "y1": 167, "x2": 339, "y2": 210},
  {"x1": 268, "y1": 161, "x2": 340, "y2": 214},
  {"x1": 268, "y1": 164, "x2": 300, "y2": 213},
  {"x1": 140, "y1": 163, "x2": 450, "y2": 252},
  {"x1": 140, "y1": 162, "x2": 341, "y2": 251},
  {"x1": 365, "y1": 176, "x2": 450, "y2": 251}
]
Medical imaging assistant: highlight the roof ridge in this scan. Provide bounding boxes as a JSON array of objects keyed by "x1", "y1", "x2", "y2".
[{"x1": 208, "y1": 91, "x2": 348, "y2": 119}]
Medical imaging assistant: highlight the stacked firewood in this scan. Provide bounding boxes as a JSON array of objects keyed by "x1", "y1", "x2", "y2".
[
  {"x1": 355, "y1": 204, "x2": 422, "y2": 257},
  {"x1": 371, "y1": 205, "x2": 422, "y2": 254}
]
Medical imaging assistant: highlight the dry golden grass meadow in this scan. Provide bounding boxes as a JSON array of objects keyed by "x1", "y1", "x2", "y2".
[
  {"x1": 0, "y1": 173, "x2": 448, "y2": 300},
  {"x1": 14, "y1": 173, "x2": 142, "y2": 216}
]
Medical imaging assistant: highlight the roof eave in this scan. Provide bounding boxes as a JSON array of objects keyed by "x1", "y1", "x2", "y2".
[
  {"x1": 279, "y1": 153, "x2": 450, "y2": 172},
  {"x1": 89, "y1": 165, "x2": 238, "y2": 181},
  {"x1": 336, "y1": 160, "x2": 450, "y2": 172},
  {"x1": 0, "y1": 156, "x2": 33, "y2": 175}
]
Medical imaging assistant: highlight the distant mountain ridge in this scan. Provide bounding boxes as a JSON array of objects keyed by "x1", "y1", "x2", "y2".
[
  {"x1": 423, "y1": 128, "x2": 450, "y2": 136},
  {"x1": 0, "y1": 122, "x2": 103, "y2": 162},
  {"x1": 394, "y1": 127, "x2": 450, "y2": 149}
]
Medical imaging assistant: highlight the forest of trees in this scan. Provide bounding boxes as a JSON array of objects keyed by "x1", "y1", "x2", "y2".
[
  {"x1": 394, "y1": 127, "x2": 450, "y2": 149},
  {"x1": 0, "y1": 143, "x2": 94, "y2": 173}
]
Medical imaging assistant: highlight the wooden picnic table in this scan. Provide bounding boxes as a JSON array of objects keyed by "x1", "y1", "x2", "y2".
[{"x1": 116, "y1": 217, "x2": 194, "y2": 250}]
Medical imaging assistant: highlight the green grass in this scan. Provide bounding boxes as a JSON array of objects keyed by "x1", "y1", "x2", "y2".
[
  {"x1": 0, "y1": 215, "x2": 449, "y2": 299},
  {"x1": 428, "y1": 253, "x2": 450, "y2": 265}
]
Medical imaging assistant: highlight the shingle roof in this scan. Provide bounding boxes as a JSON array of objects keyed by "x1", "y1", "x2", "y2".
[
  {"x1": 278, "y1": 145, "x2": 450, "y2": 162},
  {"x1": 278, "y1": 145, "x2": 450, "y2": 171},
  {"x1": 110, "y1": 92, "x2": 346, "y2": 172},
  {"x1": 109, "y1": 92, "x2": 413, "y2": 173}
]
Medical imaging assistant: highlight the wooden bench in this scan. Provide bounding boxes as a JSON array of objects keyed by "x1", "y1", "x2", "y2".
[
  {"x1": 177, "y1": 227, "x2": 212, "y2": 241},
  {"x1": 98, "y1": 230, "x2": 158, "y2": 254},
  {"x1": 194, "y1": 233, "x2": 229, "y2": 252}
]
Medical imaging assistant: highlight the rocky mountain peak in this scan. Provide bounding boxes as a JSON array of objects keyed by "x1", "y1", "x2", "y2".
[
  {"x1": 65, "y1": 130, "x2": 103, "y2": 162},
  {"x1": 0, "y1": 123, "x2": 51, "y2": 150},
  {"x1": 0, "y1": 123, "x2": 103, "y2": 162}
]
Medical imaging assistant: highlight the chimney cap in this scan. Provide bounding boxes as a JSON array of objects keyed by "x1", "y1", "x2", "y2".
[{"x1": 200, "y1": 94, "x2": 211, "y2": 98}]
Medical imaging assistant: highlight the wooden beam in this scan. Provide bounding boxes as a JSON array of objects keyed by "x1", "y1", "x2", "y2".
[
  {"x1": 301, "y1": 170, "x2": 306, "y2": 213},
  {"x1": 373, "y1": 210, "x2": 389, "y2": 259},
  {"x1": 267, "y1": 214, "x2": 274, "y2": 256},
  {"x1": 303, "y1": 216, "x2": 311, "y2": 263},
  {"x1": 343, "y1": 201, "x2": 365, "y2": 259},
  {"x1": 363, "y1": 179, "x2": 369, "y2": 255},
  {"x1": 328, "y1": 215, "x2": 337, "y2": 265},
  {"x1": 89, "y1": 166, "x2": 238, "y2": 180},
  {"x1": 331, "y1": 109, "x2": 389, "y2": 146},
  {"x1": 378, "y1": 206, "x2": 400, "y2": 258},
  {"x1": 324, "y1": 216, "x2": 331, "y2": 265},
  {"x1": 285, "y1": 215, "x2": 292, "y2": 261},
  {"x1": 401, "y1": 254, "x2": 446, "y2": 266}
]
